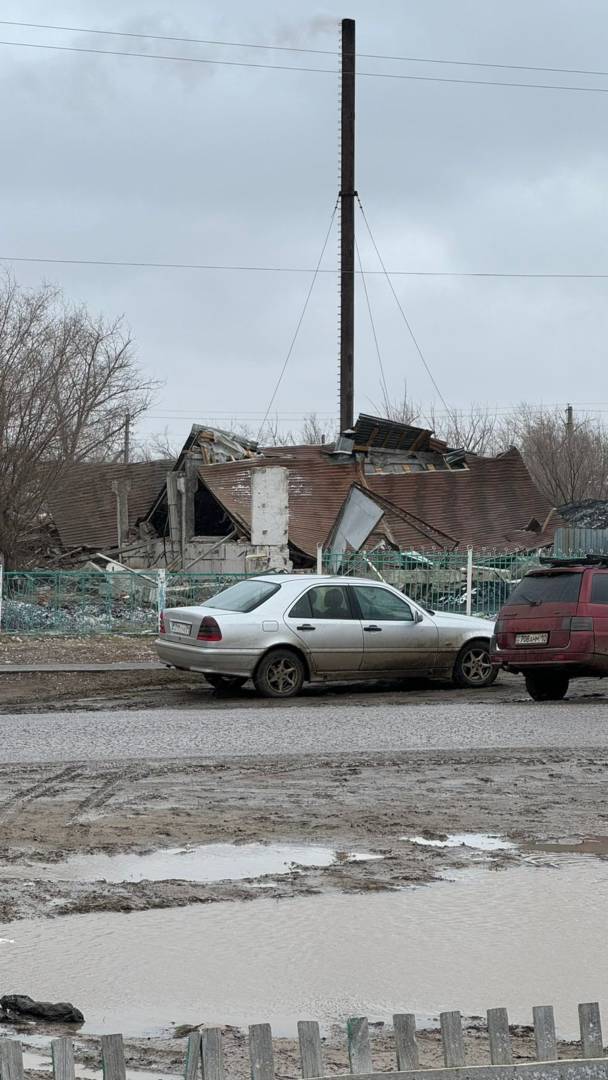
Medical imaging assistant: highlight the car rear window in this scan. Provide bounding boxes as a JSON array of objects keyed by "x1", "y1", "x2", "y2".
[
  {"x1": 204, "y1": 580, "x2": 280, "y2": 612},
  {"x1": 506, "y1": 572, "x2": 582, "y2": 606}
]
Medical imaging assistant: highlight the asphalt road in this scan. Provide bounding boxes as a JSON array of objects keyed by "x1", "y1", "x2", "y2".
[{"x1": 2, "y1": 699, "x2": 608, "y2": 762}]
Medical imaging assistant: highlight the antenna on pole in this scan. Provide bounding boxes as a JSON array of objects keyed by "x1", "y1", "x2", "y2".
[{"x1": 339, "y1": 17, "x2": 355, "y2": 434}]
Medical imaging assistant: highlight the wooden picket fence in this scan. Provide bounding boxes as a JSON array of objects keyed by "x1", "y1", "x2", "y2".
[{"x1": 0, "y1": 1002, "x2": 607, "y2": 1080}]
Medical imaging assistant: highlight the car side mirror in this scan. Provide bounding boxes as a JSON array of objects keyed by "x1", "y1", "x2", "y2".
[{"x1": 414, "y1": 610, "x2": 424, "y2": 624}]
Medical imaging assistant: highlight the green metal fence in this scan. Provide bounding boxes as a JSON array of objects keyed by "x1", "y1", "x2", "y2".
[
  {"x1": 0, "y1": 548, "x2": 586, "y2": 634},
  {"x1": 0, "y1": 570, "x2": 252, "y2": 635},
  {"x1": 322, "y1": 548, "x2": 543, "y2": 617}
]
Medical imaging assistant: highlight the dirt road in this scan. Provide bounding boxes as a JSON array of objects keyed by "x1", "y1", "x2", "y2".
[{"x1": 0, "y1": 732, "x2": 606, "y2": 921}]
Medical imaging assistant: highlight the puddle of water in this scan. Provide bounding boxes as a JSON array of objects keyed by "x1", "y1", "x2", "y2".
[
  {"x1": 403, "y1": 833, "x2": 514, "y2": 851},
  {"x1": 528, "y1": 835, "x2": 608, "y2": 856},
  {"x1": 2, "y1": 844, "x2": 378, "y2": 885},
  {"x1": 0, "y1": 857, "x2": 606, "y2": 1039}
]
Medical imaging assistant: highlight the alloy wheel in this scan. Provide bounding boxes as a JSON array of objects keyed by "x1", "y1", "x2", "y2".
[
  {"x1": 266, "y1": 657, "x2": 300, "y2": 695},
  {"x1": 461, "y1": 646, "x2": 492, "y2": 684}
]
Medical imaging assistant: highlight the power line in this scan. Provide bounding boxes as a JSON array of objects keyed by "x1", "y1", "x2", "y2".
[
  {"x1": 356, "y1": 197, "x2": 451, "y2": 416},
  {"x1": 355, "y1": 235, "x2": 390, "y2": 406},
  {"x1": 4, "y1": 253, "x2": 608, "y2": 279},
  {"x1": 5, "y1": 19, "x2": 608, "y2": 82},
  {"x1": 3, "y1": 37, "x2": 608, "y2": 95},
  {"x1": 256, "y1": 200, "x2": 338, "y2": 442}
]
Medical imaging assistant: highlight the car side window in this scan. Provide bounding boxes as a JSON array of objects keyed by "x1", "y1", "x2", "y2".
[
  {"x1": 353, "y1": 585, "x2": 414, "y2": 622},
  {"x1": 289, "y1": 585, "x2": 355, "y2": 620},
  {"x1": 289, "y1": 592, "x2": 312, "y2": 619},
  {"x1": 591, "y1": 573, "x2": 608, "y2": 604}
]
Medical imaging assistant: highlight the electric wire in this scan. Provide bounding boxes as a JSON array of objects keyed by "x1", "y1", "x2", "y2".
[
  {"x1": 3, "y1": 37, "x2": 608, "y2": 95},
  {"x1": 256, "y1": 201, "x2": 338, "y2": 443},
  {"x1": 3, "y1": 254, "x2": 608, "y2": 279},
  {"x1": 5, "y1": 19, "x2": 608, "y2": 82},
  {"x1": 356, "y1": 196, "x2": 452, "y2": 417},
  {"x1": 355, "y1": 236, "x2": 390, "y2": 407}
]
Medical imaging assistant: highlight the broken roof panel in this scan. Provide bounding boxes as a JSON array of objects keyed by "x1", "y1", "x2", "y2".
[
  {"x1": 48, "y1": 461, "x2": 168, "y2": 551},
  {"x1": 198, "y1": 445, "x2": 559, "y2": 557},
  {"x1": 351, "y1": 413, "x2": 436, "y2": 452}
]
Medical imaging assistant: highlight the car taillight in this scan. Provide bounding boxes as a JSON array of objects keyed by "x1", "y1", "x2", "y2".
[
  {"x1": 197, "y1": 616, "x2": 222, "y2": 642},
  {"x1": 562, "y1": 616, "x2": 594, "y2": 631},
  {"x1": 159, "y1": 611, "x2": 166, "y2": 635}
]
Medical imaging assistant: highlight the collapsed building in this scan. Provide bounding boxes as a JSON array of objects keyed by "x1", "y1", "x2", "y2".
[{"x1": 46, "y1": 415, "x2": 563, "y2": 572}]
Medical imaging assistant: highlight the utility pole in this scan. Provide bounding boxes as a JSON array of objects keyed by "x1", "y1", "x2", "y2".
[
  {"x1": 339, "y1": 17, "x2": 355, "y2": 434},
  {"x1": 123, "y1": 411, "x2": 131, "y2": 465},
  {"x1": 566, "y1": 403, "x2": 574, "y2": 437}
]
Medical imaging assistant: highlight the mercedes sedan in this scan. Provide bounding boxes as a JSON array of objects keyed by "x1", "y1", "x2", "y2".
[{"x1": 155, "y1": 575, "x2": 496, "y2": 699}]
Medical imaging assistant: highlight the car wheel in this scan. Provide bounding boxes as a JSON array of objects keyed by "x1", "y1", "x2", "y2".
[
  {"x1": 254, "y1": 649, "x2": 305, "y2": 699},
  {"x1": 524, "y1": 671, "x2": 569, "y2": 701},
  {"x1": 453, "y1": 639, "x2": 497, "y2": 689},
  {"x1": 204, "y1": 674, "x2": 248, "y2": 692}
]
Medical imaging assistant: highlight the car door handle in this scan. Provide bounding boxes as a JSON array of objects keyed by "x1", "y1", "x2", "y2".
[
  {"x1": 296, "y1": 624, "x2": 316, "y2": 631},
  {"x1": 363, "y1": 625, "x2": 382, "y2": 632}
]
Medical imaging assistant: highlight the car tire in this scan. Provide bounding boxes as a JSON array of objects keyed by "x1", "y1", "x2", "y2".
[
  {"x1": 254, "y1": 649, "x2": 305, "y2": 699},
  {"x1": 524, "y1": 671, "x2": 569, "y2": 701},
  {"x1": 204, "y1": 674, "x2": 248, "y2": 692},
  {"x1": 453, "y1": 639, "x2": 497, "y2": 689}
]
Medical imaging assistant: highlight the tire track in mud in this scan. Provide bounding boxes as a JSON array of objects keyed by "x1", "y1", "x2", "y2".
[
  {"x1": 0, "y1": 764, "x2": 83, "y2": 820},
  {"x1": 68, "y1": 764, "x2": 157, "y2": 825}
]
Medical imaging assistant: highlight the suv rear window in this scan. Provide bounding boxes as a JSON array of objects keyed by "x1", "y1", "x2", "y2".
[
  {"x1": 506, "y1": 572, "x2": 582, "y2": 606},
  {"x1": 204, "y1": 580, "x2": 280, "y2": 612}
]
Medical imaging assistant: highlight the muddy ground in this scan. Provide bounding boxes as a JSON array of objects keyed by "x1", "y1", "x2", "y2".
[
  {"x1": 10, "y1": 1020, "x2": 590, "y2": 1079},
  {"x1": 0, "y1": 743, "x2": 606, "y2": 922}
]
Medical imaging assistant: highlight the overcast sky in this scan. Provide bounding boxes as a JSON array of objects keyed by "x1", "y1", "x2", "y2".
[{"x1": 3, "y1": 0, "x2": 608, "y2": 448}]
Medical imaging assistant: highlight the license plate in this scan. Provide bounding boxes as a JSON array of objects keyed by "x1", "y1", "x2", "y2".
[
  {"x1": 515, "y1": 632, "x2": 548, "y2": 645},
  {"x1": 170, "y1": 620, "x2": 192, "y2": 637}
]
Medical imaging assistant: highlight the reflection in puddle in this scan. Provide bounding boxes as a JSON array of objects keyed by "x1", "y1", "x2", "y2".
[
  {"x1": 403, "y1": 833, "x2": 514, "y2": 851},
  {"x1": 1, "y1": 858, "x2": 607, "y2": 1038},
  {"x1": 2, "y1": 844, "x2": 380, "y2": 885}
]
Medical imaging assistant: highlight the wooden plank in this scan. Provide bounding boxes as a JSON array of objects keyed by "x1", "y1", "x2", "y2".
[
  {"x1": 201, "y1": 1028, "x2": 224, "y2": 1080},
  {"x1": 440, "y1": 1011, "x2": 465, "y2": 1068},
  {"x1": 393, "y1": 1014, "x2": 419, "y2": 1071},
  {"x1": 51, "y1": 1038, "x2": 75, "y2": 1080},
  {"x1": 534, "y1": 1006, "x2": 558, "y2": 1062},
  {"x1": 298, "y1": 1021, "x2": 323, "y2": 1079},
  {"x1": 249, "y1": 1024, "x2": 274, "y2": 1080},
  {"x1": 487, "y1": 1008, "x2": 513, "y2": 1065},
  {"x1": 184, "y1": 1032, "x2": 202, "y2": 1080},
  {"x1": 347, "y1": 1017, "x2": 373, "y2": 1075},
  {"x1": 579, "y1": 1003, "x2": 604, "y2": 1059},
  {"x1": 337, "y1": 1061, "x2": 608, "y2": 1080},
  {"x1": 101, "y1": 1034, "x2": 127, "y2": 1080},
  {"x1": 0, "y1": 1039, "x2": 24, "y2": 1080}
]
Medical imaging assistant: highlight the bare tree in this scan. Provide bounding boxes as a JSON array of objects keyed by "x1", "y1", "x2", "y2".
[
  {"x1": 428, "y1": 405, "x2": 501, "y2": 456},
  {"x1": 300, "y1": 412, "x2": 337, "y2": 445},
  {"x1": 0, "y1": 276, "x2": 156, "y2": 565},
  {"x1": 375, "y1": 381, "x2": 421, "y2": 426},
  {"x1": 505, "y1": 406, "x2": 608, "y2": 506}
]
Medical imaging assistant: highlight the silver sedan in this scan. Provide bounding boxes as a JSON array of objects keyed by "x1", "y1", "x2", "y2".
[{"x1": 155, "y1": 575, "x2": 496, "y2": 699}]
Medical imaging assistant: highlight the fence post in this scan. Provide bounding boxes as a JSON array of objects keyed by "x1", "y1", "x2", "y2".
[
  {"x1": 157, "y1": 569, "x2": 167, "y2": 631},
  {"x1": 465, "y1": 546, "x2": 473, "y2": 616},
  {"x1": 316, "y1": 545, "x2": 323, "y2": 575}
]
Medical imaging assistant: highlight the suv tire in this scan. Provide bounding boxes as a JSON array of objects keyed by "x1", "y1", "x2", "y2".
[
  {"x1": 525, "y1": 671, "x2": 569, "y2": 701},
  {"x1": 254, "y1": 649, "x2": 305, "y2": 699},
  {"x1": 453, "y1": 639, "x2": 497, "y2": 689}
]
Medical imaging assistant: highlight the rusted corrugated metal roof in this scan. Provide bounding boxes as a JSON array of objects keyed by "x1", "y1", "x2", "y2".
[
  {"x1": 199, "y1": 445, "x2": 560, "y2": 556},
  {"x1": 49, "y1": 461, "x2": 169, "y2": 551}
]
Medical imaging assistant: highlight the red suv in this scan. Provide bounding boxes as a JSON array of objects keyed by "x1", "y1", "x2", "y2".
[{"x1": 492, "y1": 557, "x2": 608, "y2": 700}]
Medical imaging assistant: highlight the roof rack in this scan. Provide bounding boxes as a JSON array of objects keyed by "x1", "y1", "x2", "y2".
[{"x1": 539, "y1": 554, "x2": 608, "y2": 568}]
